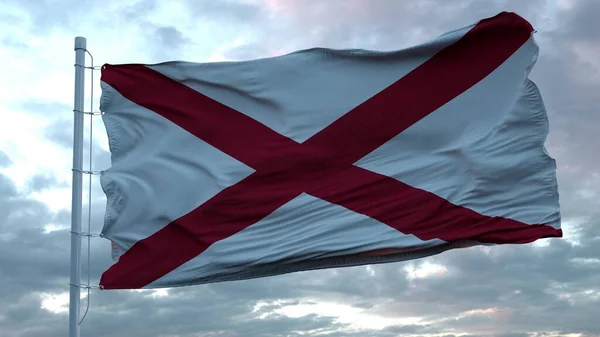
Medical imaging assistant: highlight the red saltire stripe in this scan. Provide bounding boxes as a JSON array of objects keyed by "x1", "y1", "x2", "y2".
[{"x1": 100, "y1": 12, "x2": 561, "y2": 289}]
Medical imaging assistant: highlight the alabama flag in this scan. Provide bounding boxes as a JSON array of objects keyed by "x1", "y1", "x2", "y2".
[{"x1": 98, "y1": 12, "x2": 561, "y2": 290}]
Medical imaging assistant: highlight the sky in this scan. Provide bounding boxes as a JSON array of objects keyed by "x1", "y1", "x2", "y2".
[{"x1": 0, "y1": 0, "x2": 599, "y2": 336}]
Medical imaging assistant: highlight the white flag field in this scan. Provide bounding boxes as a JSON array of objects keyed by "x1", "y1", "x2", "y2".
[{"x1": 97, "y1": 12, "x2": 561, "y2": 290}]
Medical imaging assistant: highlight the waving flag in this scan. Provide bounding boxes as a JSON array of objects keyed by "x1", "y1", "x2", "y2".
[{"x1": 98, "y1": 12, "x2": 561, "y2": 290}]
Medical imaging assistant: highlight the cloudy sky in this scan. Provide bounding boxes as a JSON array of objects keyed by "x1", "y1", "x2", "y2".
[{"x1": 1, "y1": 0, "x2": 599, "y2": 336}]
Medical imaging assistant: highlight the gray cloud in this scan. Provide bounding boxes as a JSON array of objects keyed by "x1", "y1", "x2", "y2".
[
  {"x1": 182, "y1": 0, "x2": 264, "y2": 23},
  {"x1": 19, "y1": 101, "x2": 72, "y2": 118},
  {"x1": 561, "y1": 0, "x2": 600, "y2": 41},
  {"x1": 0, "y1": 150, "x2": 12, "y2": 168},
  {"x1": 154, "y1": 26, "x2": 188, "y2": 50},
  {"x1": 44, "y1": 120, "x2": 73, "y2": 149},
  {"x1": 25, "y1": 173, "x2": 68, "y2": 193},
  {"x1": 0, "y1": 173, "x2": 18, "y2": 200},
  {"x1": 1, "y1": 36, "x2": 28, "y2": 50},
  {"x1": 141, "y1": 24, "x2": 190, "y2": 62},
  {"x1": 1, "y1": 0, "x2": 151, "y2": 36}
]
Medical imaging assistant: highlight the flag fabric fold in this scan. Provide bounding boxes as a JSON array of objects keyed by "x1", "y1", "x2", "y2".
[{"x1": 98, "y1": 12, "x2": 561, "y2": 290}]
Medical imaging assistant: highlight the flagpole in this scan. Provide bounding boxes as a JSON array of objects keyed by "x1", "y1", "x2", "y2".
[{"x1": 70, "y1": 36, "x2": 86, "y2": 337}]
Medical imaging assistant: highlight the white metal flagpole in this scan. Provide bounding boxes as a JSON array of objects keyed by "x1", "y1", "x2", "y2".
[{"x1": 70, "y1": 36, "x2": 87, "y2": 337}]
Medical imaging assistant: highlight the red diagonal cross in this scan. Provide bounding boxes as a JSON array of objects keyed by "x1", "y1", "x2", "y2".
[{"x1": 100, "y1": 13, "x2": 561, "y2": 289}]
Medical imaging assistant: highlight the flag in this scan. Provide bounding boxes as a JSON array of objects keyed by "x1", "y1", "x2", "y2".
[{"x1": 98, "y1": 12, "x2": 561, "y2": 290}]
